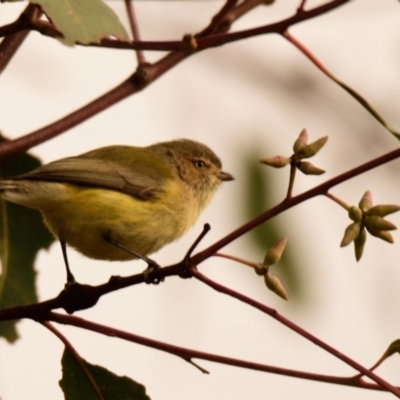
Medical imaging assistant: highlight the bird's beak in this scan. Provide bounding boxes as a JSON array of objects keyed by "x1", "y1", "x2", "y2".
[{"x1": 217, "y1": 171, "x2": 234, "y2": 181}]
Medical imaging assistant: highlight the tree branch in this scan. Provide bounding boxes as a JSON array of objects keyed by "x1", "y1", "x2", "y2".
[
  {"x1": 0, "y1": 146, "x2": 398, "y2": 317},
  {"x1": 191, "y1": 268, "x2": 400, "y2": 396},
  {"x1": 45, "y1": 312, "x2": 399, "y2": 393},
  {"x1": 0, "y1": 0, "x2": 351, "y2": 158}
]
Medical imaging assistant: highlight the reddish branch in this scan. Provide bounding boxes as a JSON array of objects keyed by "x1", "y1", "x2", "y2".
[
  {"x1": 191, "y1": 268, "x2": 400, "y2": 396},
  {"x1": 1, "y1": 146, "x2": 399, "y2": 318},
  {"x1": 45, "y1": 311, "x2": 399, "y2": 393},
  {"x1": 1, "y1": 0, "x2": 398, "y2": 394},
  {"x1": 0, "y1": 0, "x2": 350, "y2": 158}
]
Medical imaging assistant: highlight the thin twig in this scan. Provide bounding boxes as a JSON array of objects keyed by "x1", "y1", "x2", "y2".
[
  {"x1": 41, "y1": 321, "x2": 105, "y2": 400},
  {"x1": 283, "y1": 30, "x2": 400, "y2": 140},
  {"x1": 0, "y1": 52, "x2": 186, "y2": 158},
  {"x1": 214, "y1": 252, "x2": 258, "y2": 269},
  {"x1": 46, "y1": 312, "x2": 398, "y2": 392},
  {"x1": 325, "y1": 192, "x2": 350, "y2": 210},
  {"x1": 297, "y1": 0, "x2": 308, "y2": 13},
  {"x1": 124, "y1": 0, "x2": 145, "y2": 65},
  {"x1": 191, "y1": 268, "x2": 400, "y2": 397},
  {"x1": 286, "y1": 164, "x2": 297, "y2": 199},
  {"x1": 0, "y1": 147, "x2": 399, "y2": 319},
  {"x1": 198, "y1": 0, "x2": 239, "y2": 36},
  {"x1": 0, "y1": 0, "x2": 350, "y2": 53},
  {"x1": 191, "y1": 146, "x2": 400, "y2": 265},
  {"x1": 0, "y1": 4, "x2": 40, "y2": 74},
  {"x1": 0, "y1": 0, "x2": 351, "y2": 158}
]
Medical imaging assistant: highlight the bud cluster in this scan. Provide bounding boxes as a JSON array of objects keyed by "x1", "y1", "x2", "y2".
[
  {"x1": 255, "y1": 237, "x2": 289, "y2": 300},
  {"x1": 260, "y1": 129, "x2": 328, "y2": 175},
  {"x1": 340, "y1": 190, "x2": 400, "y2": 261}
]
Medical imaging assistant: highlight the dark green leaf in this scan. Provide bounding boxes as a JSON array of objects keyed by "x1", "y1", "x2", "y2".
[
  {"x1": 32, "y1": 0, "x2": 129, "y2": 45},
  {"x1": 60, "y1": 348, "x2": 151, "y2": 400},
  {"x1": 0, "y1": 138, "x2": 54, "y2": 342}
]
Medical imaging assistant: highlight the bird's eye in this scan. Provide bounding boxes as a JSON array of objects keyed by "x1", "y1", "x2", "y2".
[{"x1": 194, "y1": 160, "x2": 206, "y2": 169}]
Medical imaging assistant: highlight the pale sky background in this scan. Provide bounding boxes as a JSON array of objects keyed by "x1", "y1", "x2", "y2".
[{"x1": 1, "y1": 1, "x2": 400, "y2": 399}]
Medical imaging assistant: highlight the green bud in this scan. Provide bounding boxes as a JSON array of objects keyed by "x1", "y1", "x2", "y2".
[
  {"x1": 367, "y1": 229, "x2": 394, "y2": 244},
  {"x1": 297, "y1": 161, "x2": 325, "y2": 175},
  {"x1": 293, "y1": 129, "x2": 308, "y2": 152},
  {"x1": 263, "y1": 237, "x2": 287, "y2": 265},
  {"x1": 264, "y1": 272, "x2": 289, "y2": 300},
  {"x1": 340, "y1": 222, "x2": 361, "y2": 247},
  {"x1": 369, "y1": 339, "x2": 400, "y2": 373},
  {"x1": 381, "y1": 339, "x2": 400, "y2": 360},
  {"x1": 297, "y1": 136, "x2": 328, "y2": 159},
  {"x1": 367, "y1": 205, "x2": 400, "y2": 217},
  {"x1": 354, "y1": 228, "x2": 367, "y2": 261},
  {"x1": 365, "y1": 215, "x2": 397, "y2": 231},
  {"x1": 348, "y1": 206, "x2": 363, "y2": 222},
  {"x1": 259, "y1": 155, "x2": 291, "y2": 168},
  {"x1": 359, "y1": 191, "x2": 373, "y2": 212}
]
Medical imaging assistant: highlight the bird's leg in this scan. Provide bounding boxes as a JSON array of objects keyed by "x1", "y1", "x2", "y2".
[
  {"x1": 60, "y1": 240, "x2": 76, "y2": 285},
  {"x1": 105, "y1": 235, "x2": 162, "y2": 284}
]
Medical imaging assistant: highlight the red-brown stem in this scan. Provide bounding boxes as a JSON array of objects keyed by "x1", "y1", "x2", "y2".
[
  {"x1": 191, "y1": 268, "x2": 400, "y2": 396},
  {"x1": 191, "y1": 147, "x2": 400, "y2": 265},
  {"x1": 283, "y1": 30, "x2": 400, "y2": 137},
  {"x1": 124, "y1": 0, "x2": 145, "y2": 65},
  {"x1": 46, "y1": 312, "x2": 397, "y2": 393},
  {"x1": 0, "y1": 147, "x2": 398, "y2": 321},
  {"x1": 0, "y1": 4, "x2": 40, "y2": 74},
  {"x1": 41, "y1": 321, "x2": 104, "y2": 400},
  {"x1": 0, "y1": 0, "x2": 351, "y2": 158},
  {"x1": 0, "y1": 52, "x2": 187, "y2": 158}
]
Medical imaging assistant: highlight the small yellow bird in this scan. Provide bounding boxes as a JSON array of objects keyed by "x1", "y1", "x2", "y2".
[{"x1": 0, "y1": 139, "x2": 233, "y2": 282}]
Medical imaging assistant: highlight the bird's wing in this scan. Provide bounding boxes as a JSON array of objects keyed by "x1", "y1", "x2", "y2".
[{"x1": 16, "y1": 156, "x2": 162, "y2": 200}]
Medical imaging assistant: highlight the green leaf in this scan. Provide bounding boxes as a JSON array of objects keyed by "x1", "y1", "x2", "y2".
[
  {"x1": 32, "y1": 0, "x2": 129, "y2": 45},
  {"x1": 60, "y1": 348, "x2": 151, "y2": 400},
  {"x1": 0, "y1": 139, "x2": 54, "y2": 342}
]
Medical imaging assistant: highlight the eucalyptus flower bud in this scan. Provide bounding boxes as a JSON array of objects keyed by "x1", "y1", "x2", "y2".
[
  {"x1": 367, "y1": 205, "x2": 400, "y2": 217},
  {"x1": 340, "y1": 222, "x2": 361, "y2": 247},
  {"x1": 354, "y1": 228, "x2": 367, "y2": 261},
  {"x1": 365, "y1": 215, "x2": 397, "y2": 231},
  {"x1": 297, "y1": 136, "x2": 328, "y2": 159},
  {"x1": 259, "y1": 156, "x2": 291, "y2": 168},
  {"x1": 367, "y1": 229, "x2": 394, "y2": 244},
  {"x1": 264, "y1": 272, "x2": 289, "y2": 300},
  {"x1": 293, "y1": 129, "x2": 308, "y2": 152},
  {"x1": 359, "y1": 190, "x2": 373, "y2": 212},
  {"x1": 297, "y1": 161, "x2": 325, "y2": 175},
  {"x1": 348, "y1": 206, "x2": 363, "y2": 222},
  {"x1": 263, "y1": 237, "x2": 287, "y2": 266}
]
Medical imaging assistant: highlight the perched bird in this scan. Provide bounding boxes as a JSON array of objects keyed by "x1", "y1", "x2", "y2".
[{"x1": 0, "y1": 139, "x2": 233, "y2": 282}]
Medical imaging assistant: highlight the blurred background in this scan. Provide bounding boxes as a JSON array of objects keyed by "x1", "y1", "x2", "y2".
[{"x1": 1, "y1": 1, "x2": 400, "y2": 399}]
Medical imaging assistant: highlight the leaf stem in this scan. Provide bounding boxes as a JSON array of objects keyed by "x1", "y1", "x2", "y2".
[
  {"x1": 41, "y1": 321, "x2": 105, "y2": 400},
  {"x1": 46, "y1": 312, "x2": 399, "y2": 393},
  {"x1": 191, "y1": 268, "x2": 400, "y2": 397},
  {"x1": 325, "y1": 192, "x2": 350, "y2": 210},
  {"x1": 214, "y1": 252, "x2": 259, "y2": 269},
  {"x1": 283, "y1": 31, "x2": 400, "y2": 140},
  {"x1": 124, "y1": 0, "x2": 146, "y2": 65}
]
